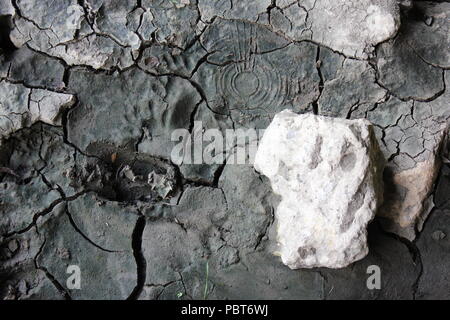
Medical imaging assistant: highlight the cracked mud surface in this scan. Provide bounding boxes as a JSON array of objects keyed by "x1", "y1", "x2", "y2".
[{"x1": 0, "y1": 0, "x2": 449, "y2": 299}]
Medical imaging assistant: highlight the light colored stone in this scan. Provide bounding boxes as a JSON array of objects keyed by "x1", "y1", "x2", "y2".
[
  {"x1": 268, "y1": 0, "x2": 400, "y2": 59},
  {"x1": 371, "y1": 72, "x2": 450, "y2": 240},
  {"x1": 0, "y1": 81, "x2": 75, "y2": 141},
  {"x1": 310, "y1": 0, "x2": 400, "y2": 58},
  {"x1": 380, "y1": 159, "x2": 440, "y2": 233},
  {"x1": 8, "y1": 0, "x2": 200, "y2": 69},
  {"x1": 0, "y1": 0, "x2": 15, "y2": 15},
  {"x1": 197, "y1": 0, "x2": 400, "y2": 59},
  {"x1": 254, "y1": 110, "x2": 384, "y2": 269}
]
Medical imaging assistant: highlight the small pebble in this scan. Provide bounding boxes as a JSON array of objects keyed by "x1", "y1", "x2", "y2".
[{"x1": 8, "y1": 239, "x2": 19, "y2": 253}]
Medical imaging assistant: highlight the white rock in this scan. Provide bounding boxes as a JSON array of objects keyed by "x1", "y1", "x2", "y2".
[
  {"x1": 269, "y1": 0, "x2": 401, "y2": 59},
  {"x1": 308, "y1": 0, "x2": 400, "y2": 58},
  {"x1": 254, "y1": 111, "x2": 384, "y2": 269},
  {"x1": 29, "y1": 89, "x2": 75, "y2": 126},
  {"x1": 0, "y1": 81, "x2": 75, "y2": 141},
  {"x1": 0, "y1": 0, "x2": 15, "y2": 15}
]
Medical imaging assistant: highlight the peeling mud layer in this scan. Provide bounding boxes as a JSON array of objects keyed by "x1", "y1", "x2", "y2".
[{"x1": 0, "y1": 0, "x2": 449, "y2": 300}]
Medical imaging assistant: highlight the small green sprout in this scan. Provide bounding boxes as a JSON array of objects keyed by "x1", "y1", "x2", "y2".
[{"x1": 203, "y1": 260, "x2": 209, "y2": 300}]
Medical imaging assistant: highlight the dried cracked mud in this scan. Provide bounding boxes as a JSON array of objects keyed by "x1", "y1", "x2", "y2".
[{"x1": 0, "y1": 0, "x2": 449, "y2": 299}]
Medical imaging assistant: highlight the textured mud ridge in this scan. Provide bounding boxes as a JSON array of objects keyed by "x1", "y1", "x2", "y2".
[{"x1": 0, "y1": 0, "x2": 449, "y2": 299}]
